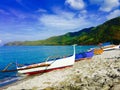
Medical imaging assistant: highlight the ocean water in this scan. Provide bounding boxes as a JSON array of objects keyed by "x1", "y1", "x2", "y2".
[{"x1": 0, "y1": 45, "x2": 95, "y2": 87}]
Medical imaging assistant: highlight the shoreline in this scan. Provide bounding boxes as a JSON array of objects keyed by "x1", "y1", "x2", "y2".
[{"x1": 2, "y1": 50, "x2": 120, "y2": 90}]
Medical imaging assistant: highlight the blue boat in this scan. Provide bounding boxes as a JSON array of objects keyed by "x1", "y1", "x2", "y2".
[{"x1": 75, "y1": 50, "x2": 94, "y2": 61}]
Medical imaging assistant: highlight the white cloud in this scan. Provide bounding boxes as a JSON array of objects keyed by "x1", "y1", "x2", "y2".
[
  {"x1": 7, "y1": 8, "x2": 38, "y2": 21},
  {"x1": 39, "y1": 10, "x2": 93, "y2": 34},
  {"x1": 0, "y1": 9, "x2": 9, "y2": 15},
  {"x1": 107, "y1": 9, "x2": 120, "y2": 19},
  {"x1": 9, "y1": 9, "x2": 26, "y2": 19},
  {"x1": 0, "y1": 29, "x2": 48, "y2": 43},
  {"x1": 36, "y1": 8, "x2": 47, "y2": 13},
  {"x1": 80, "y1": 10, "x2": 87, "y2": 14},
  {"x1": 0, "y1": 39, "x2": 2, "y2": 43},
  {"x1": 89, "y1": 0, "x2": 120, "y2": 12},
  {"x1": 65, "y1": 0, "x2": 85, "y2": 10},
  {"x1": 100, "y1": 0, "x2": 120, "y2": 12}
]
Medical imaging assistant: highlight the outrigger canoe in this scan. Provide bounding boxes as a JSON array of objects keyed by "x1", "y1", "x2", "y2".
[{"x1": 16, "y1": 45, "x2": 76, "y2": 75}]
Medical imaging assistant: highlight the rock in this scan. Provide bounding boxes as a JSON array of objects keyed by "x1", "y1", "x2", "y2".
[
  {"x1": 32, "y1": 87, "x2": 38, "y2": 90},
  {"x1": 111, "y1": 84, "x2": 120, "y2": 90},
  {"x1": 101, "y1": 85, "x2": 110, "y2": 90},
  {"x1": 43, "y1": 87, "x2": 54, "y2": 90}
]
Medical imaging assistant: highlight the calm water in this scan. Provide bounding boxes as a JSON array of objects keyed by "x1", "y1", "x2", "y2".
[{"x1": 0, "y1": 45, "x2": 95, "y2": 87}]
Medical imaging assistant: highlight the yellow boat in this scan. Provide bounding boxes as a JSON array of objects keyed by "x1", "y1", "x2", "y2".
[{"x1": 94, "y1": 48, "x2": 104, "y2": 55}]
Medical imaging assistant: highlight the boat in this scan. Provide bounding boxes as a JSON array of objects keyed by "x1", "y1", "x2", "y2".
[
  {"x1": 75, "y1": 50, "x2": 94, "y2": 61},
  {"x1": 16, "y1": 45, "x2": 76, "y2": 75},
  {"x1": 102, "y1": 45, "x2": 120, "y2": 51},
  {"x1": 94, "y1": 48, "x2": 104, "y2": 55}
]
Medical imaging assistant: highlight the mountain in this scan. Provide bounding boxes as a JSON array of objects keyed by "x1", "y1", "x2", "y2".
[
  {"x1": 5, "y1": 16, "x2": 120, "y2": 46},
  {"x1": 89, "y1": 16, "x2": 120, "y2": 44}
]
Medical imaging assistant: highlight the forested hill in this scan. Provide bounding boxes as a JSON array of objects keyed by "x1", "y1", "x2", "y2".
[{"x1": 5, "y1": 16, "x2": 120, "y2": 46}]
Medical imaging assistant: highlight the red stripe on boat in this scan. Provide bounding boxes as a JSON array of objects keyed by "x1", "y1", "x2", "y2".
[{"x1": 24, "y1": 65, "x2": 73, "y2": 75}]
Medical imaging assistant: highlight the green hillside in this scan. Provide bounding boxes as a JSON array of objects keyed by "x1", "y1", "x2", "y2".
[
  {"x1": 89, "y1": 16, "x2": 120, "y2": 44},
  {"x1": 5, "y1": 16, "x2": 120, "y2": 46}
]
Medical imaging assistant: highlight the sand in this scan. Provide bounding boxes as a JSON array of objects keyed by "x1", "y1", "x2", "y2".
[{"x1": 3, "y1": 49, "x2": 120, "y2": 90}]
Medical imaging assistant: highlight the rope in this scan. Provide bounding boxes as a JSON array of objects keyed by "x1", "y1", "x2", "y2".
[
  {"x1": 2, "y1": 62, "x2": 15, "y2": 72},
  {"x1": 1, "y1": 62, "x2": 24, "y2": 72}
]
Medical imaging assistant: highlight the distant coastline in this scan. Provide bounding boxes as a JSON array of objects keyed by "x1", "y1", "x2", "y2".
[{"x1": 4, "y1": 16, "x2": 120, "y2": 46}]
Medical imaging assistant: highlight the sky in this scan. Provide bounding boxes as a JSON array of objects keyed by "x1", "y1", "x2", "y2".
[{"x1": 0, "y1": 0, "x2": 120, "y2": 44}]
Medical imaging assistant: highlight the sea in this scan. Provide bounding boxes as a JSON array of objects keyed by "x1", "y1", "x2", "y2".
[{"x1": 0, "y1": 45, "x2": 96, "y2": 87}]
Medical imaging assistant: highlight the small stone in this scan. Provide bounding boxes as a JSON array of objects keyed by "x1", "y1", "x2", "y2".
[
  {"x1": 43, "y1": 87, "x2": 54, "y2": 90},
  {"x1": 101, "y1": 85, "x2": 110, "y2": 90},
  {"x1": 43, "y1": 82, "x2": 51, "y2": 84},
  {"x1": 32, "y1": 86, "x2": 38, "y2": 90},
  {"x1": 111, "y1": 84, "x2": 120, "y2": 90}
]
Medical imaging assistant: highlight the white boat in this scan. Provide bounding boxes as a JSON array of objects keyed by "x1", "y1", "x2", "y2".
[
  {"x1": 17, "y1": 45, "x2": 76, "y2": 75},
  {"x1": 102, "y1": 45, "x2": 120, "y2": 51}
]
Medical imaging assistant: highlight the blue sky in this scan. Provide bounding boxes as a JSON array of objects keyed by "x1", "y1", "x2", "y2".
[{"x1": 0, "y1": 0, "x2": 120, "y2": 44}]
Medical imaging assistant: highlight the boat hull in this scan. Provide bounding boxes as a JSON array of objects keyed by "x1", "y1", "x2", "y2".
[
  {"x1": 23, "y1": 65, "x2": 72, "y2": 75},
  {"x1": 17, "y1": 55, "x2": 75, "y2": 75},
  {"x1": 94, "y1": 48, "x2": 104, "y2": 55},
  {"x1": 17, "y1": 45, "x2": 76, "y2": 75},
  {"x1": 75, "y1": 50, "x2": 94, "y2": 61},
  {"x1": 103, "y1": 45, "x2": 120, "y2": 51}
]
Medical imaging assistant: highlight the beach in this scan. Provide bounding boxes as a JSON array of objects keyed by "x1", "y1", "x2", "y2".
[{"x1": 3, "y1": 49, "x2": 120, "y2": 90}]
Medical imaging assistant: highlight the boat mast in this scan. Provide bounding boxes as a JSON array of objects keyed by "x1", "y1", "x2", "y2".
[{"x1": 73, "y1": 44, "x2": 76, "y2": 56}]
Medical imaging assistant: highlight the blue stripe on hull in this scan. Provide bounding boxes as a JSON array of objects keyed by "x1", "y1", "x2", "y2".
[{"x1": 75, "y1": 50, "x2": 94, "y2": 60}]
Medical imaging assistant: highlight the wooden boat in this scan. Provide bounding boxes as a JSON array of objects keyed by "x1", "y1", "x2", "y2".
[
  {"x1": 94, "y1": 48, "x2": 104, "y2": 55},
  {"x1": 17, "y1": 45, "x2": 76, "y2": 75},
  {"x1": 102, "y1": 45, "x2": 120, "y2": 51},
  {"x1": 75, "y1": 50, "x2": 94, "y2": 61}
]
